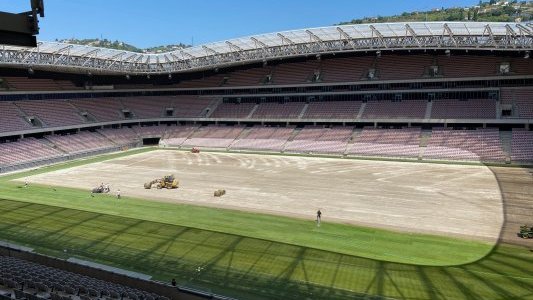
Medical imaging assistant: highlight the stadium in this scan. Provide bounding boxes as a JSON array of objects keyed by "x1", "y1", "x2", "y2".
[{"x1": 0, "y1": 2, "x2": 532, "y2": 300}]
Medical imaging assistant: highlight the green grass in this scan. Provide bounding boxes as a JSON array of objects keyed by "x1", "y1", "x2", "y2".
[{"x1": 0, "y1": 149, "x2": 532, "y2": 299}]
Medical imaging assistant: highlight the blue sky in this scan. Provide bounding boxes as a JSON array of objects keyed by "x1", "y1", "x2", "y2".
[{"x1": 1, "y1": 0, "x2": 479, "y2": 48}]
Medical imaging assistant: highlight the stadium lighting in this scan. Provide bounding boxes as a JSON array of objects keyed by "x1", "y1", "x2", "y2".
[
  {"x1": 86, "y1": 71, "x2": 92, "y2": 77},
  {"x1": 168, "y1": 73, "x2": 172, "y2": 79},
  {"x1": 27, "y1": 67, "x2": 34, "y2": 75},
  {"x1": 125, "y1": 74, "x2": 130, "y2": 80},
  {"x1": 376, "y1": 50, "x2": 381, "y2": 57},
  {"x1": 525, "y1": 51, "x2": 530, "y2": 59},
  {"x1": 316, "y1": 54, "x2": 321, "y2": 60},
  {"x1": 445, "y1": 49, "x2": 451, "y2": 56},
  {"x1": 146, "y1": 74, "x2": 150, "y2": 79}
]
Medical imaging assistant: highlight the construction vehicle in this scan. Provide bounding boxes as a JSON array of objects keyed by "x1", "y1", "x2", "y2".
[
  {"x1": 144, "y1": 174, "x2": 179, "y2": 189},
  {"x1": 92, "y1": 184, "x2": 110, "y2": 194},
  {"x1": 214, "y1": 189, "x2": 226, "y2": 197},
  {"x1": 518, "y1": 225, "x2": 533, "y2": 239}
]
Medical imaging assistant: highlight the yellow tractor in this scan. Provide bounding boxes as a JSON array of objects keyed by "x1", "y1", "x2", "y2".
[{"x1": 144, "y1": 174, "x2": 179, "y2": 189}]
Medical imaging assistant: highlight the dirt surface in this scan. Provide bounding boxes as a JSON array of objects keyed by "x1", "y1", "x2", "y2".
[
  {"x1": 488, "y1": 166, "x2": 533, "y2": 247},
  {"x1": 23, "y1": 150, "x2": 505, "y2": 243}
]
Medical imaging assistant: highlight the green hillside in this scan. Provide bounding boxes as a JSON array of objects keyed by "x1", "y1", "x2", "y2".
[{"x1": 339, "y1": 0, "x2": 532, "y2": 25}]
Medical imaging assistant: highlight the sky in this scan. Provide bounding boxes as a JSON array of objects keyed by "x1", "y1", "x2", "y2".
[{"x1": 1, "y1": 0, "x2": 480, "y2": 48}]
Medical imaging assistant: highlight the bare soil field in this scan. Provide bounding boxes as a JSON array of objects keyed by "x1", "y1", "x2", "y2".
[{"x1": 23, "y1": 150, "x2": 505, "y2": 243}]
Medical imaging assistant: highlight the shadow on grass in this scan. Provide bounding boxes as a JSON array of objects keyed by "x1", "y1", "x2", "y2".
[{"x1": 1, "y1": 197, "x2": 532, "y2": 300}]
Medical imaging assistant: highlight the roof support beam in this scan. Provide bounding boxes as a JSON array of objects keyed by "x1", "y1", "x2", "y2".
[
  {"x1": 369, "y1": 25, "x2": 387, "y2": 48},
  {"x1": 336, "y1": 27, "x2": 357, "y2": 50},
  {"x1": 202, "y1": 45, "x2": 219, "y2": 56},
  {"x1": 277, "y1": 33, "x2": 295, "y2": 46},
  {"x1": 405, "y1": 24, "x2": 422, "y2": 47},
  {"x1": 180, "y1": 51, "x2": 196, "y2": 60},
  {"x1": 442, "y1": 23, "x2": 458, "y2": 47},
  {"x1": 483, "y1": 24, "x2": 497, "y2": 47},
  {"x1": 225, "y1": 41, "x2": 247, "y2": 59}
]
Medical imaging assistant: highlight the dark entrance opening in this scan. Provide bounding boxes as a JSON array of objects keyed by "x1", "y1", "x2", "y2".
[{"x1": 143, "y1": 137, "x2": 160, "y2": 146}]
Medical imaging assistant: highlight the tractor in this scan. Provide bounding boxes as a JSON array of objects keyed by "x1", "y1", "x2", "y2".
[
  {"x1": 144, "y1": 174, "x2": 179, "y2": 189},
  {"x1": 518, "y1": 225, "x2": 533, "y2": 239}
]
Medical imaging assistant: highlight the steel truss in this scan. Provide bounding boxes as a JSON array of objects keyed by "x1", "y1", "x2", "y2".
[{"x1": 0, "y1": 22, "x2": 532, "y2": 75}]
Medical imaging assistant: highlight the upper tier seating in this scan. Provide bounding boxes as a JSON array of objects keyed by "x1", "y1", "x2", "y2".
[
  {"x1": 210, "y1": 102, "x2": 256, "y2": 118},
  {"x1": 501, "y1": 88, "x2": 533, "y2": 118},
  {"x1": 362, "y1": 100, "x2": 427, "y2": 119},
  {"x1": 431, "y1": 99, "x2": 496, "y2": 119},
  {"x1": 173, "y1": 96, "x2": 214, "y2": 118},
  {"x1": 4, "y1": 77, "x2": 80, "y2": 91},
  {"x1": 320, "y1": 56, "x2": 375, "y2": 83},
  {"x1": 272, "y1": 60, "x2": 321, "y2": 85},
  {"x1": 424, "y1": 128, "x2": 506, "y2": 162},
  {"x1": 71, "y1": 98, "x2": 124, "y2": 122},
  {"x1": 0, "y1": 102, "x2": 32, "y2": 133},
  {"x1": 15, "y1": 100, "x2": 84, "y2": 127},
  {"x1": 0, "y1": 255, "x2": 166, "y2": 300},
  {"x1": 376, "y1": 55, "x2": 434, "y2": 80},
  {"x1": 225, "y1": 67, "x2": 274, "y2": 86},
  {"x1": 302, "y1": 101, "x2": 362, "y2": 119},
  {"x1": 121, "y1": 97, "x2": 173, "y2": 119},
  {"x1": 251, "y1": 102, "x2": 305, "y2": 119}
]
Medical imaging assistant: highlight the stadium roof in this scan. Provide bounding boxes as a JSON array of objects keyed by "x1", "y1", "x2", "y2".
[{"x1": 0, "y1": 22, "x2": 532, "y2": 75}]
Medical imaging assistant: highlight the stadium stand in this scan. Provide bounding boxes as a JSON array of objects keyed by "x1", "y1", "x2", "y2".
[
  {"x1": 3, "y1": 77, "x2": 80, "y2": 91},
  {"x1": 0, "y1": 102, "x2": 32, "y2": 133},
  {"x1": 182, "y1": 125, "x2": 244, "y2": 148},
  {"x1": 121, "y1": 97, "x2": 173, "y2": 119},
  {"x1": 97, "y1": 127, "x2": 139, "y2": 147},
  {"x1": 284, "y1": 126, "x2": 352, "y2": 154},
  {"x1": 71, "y1": 98, "x2": 125, "y2": 122},
  {"x1": 0, "y1": 255, "x2": 166, "y2": 300},
  {"x1": 510, "y1": 129, "x2": 533, "y2": 162},
  {"x1": 230, "y1": 126, "x2": 295, "y2": 152},
  {"x1": 210, "y1": 102, "x2": 256, "y2": 119},
  {"x1": 302, "y1": 101, "x2": 362, "y2": 119},
  {"x1": 424, "y1": 128, "x2": 506, "y2": 162},
  {"x1": 45, "y1": 132, "x2": 117, "y2": 154},
  {"x1": 501, "y1": 88, "x2": 533, "y2": 118},
  {"x1": 347, "y1": 127, "x2": 421, "y2": 159},
  {"x1": 15, "y1": 100, "x2": 85, "y2": 127},
  {"x1": 362, "y1": 100, "x2": 427, "y2": 119},
  {"x1": 251, "y1": 102, "x2": 305, "y2": 119},
  {"x1": 431, "y1": 99, "x2": 497, "y2": 119},
  {"x1": 0, "y1": 138, "x2": 63, "y2": 168}
]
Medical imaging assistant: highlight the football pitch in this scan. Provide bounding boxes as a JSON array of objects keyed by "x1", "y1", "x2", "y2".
[{"x1": 0, "y1": 148, "x2": 532, "y2": 299}]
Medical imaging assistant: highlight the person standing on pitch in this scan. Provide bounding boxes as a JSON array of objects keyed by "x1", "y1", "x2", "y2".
[
  {"x1": 316, "y1": 209, "x2": 322, "y2": 227},
  {"x1": 116, "y1": 188, "x2": 121, "y2": 199}
]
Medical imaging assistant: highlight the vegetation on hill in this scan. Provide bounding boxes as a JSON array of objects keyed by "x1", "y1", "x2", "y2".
[
  {"x1": 338, "y1": 0, "x2": 532, "y2": 25},
  {"x1": 56, "y1": 38, "x2": 190, "y2": 54}
]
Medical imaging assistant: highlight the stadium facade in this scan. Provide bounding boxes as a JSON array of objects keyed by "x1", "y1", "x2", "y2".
[{"x1": 0, "y1": 21, "x2": 532, "y2": 173}]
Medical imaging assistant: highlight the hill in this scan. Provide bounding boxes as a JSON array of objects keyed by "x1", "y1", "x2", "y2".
[
  {"x1": 338, "y1": 0, "x2": 532, "y2": 25},
  {"x1": 56, "y1": 38, "x2": 190, "y2": 54}
]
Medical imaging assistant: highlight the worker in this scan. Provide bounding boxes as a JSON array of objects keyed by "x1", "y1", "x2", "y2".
[
  {"x1": 116, "y1": 188, "x2": 121, "y2": 199},
  {"x1": 316, "y1": 209, "x2": 322, "y2": 227}
]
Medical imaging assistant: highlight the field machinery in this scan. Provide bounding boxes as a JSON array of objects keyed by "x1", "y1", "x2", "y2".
[
  {"x1": 518, "y1": 225, "x2": 533, "y2": 239},
  {"x1": 214, "y1": 189, "x2": 226, "y2": 197},
  {"x1": 144, "y1": 175, "x2": 179, "y2": 189}
]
